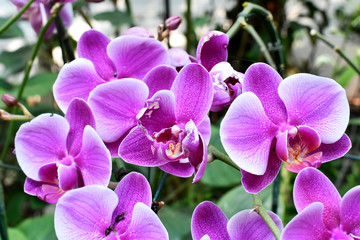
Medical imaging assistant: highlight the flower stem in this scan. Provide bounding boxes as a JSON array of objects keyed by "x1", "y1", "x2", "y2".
[
  {"x1": 207, "y1": 145, "x2": 240, "y2": 171},
  {"x1": 0, "y1": 0, "x2": 35, "y2": 35},
  {"x1": 153, "y1": 172, "x2": 168, "y2": 202},
  {"x1": 252, "y1": 193, "x2": 282, "y2": 240},
  {"x1": 54, "y1": 14, "x2": 75, "y2": 63},
  {"x1": 310, "y1": 29, "x2": 360, "y2": 76},
  {"x1": 344, "y1": 154, "x2": 360, "y2": 161}
]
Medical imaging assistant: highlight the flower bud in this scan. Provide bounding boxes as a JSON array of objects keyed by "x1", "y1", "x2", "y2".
[
  {"x1": 1, "y1": 94, "x2": 18, "y2": 107},
  {"x1": 165, "y1": 16, "x2": 181, "y2": 30}
]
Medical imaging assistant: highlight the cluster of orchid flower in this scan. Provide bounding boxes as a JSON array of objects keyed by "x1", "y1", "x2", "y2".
[{"x1": 4, "y1": 1, "x2": 359, "y2": 238}]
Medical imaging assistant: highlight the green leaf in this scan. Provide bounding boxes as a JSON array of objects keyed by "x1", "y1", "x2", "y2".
[
  {"x1": 158, "y1": 206, "x2": 192, "y2": 240},
  {"x1": 8, "y1": 228, "x2": 28, "y2": 240},
  {"x1": 22, "y1": 73, "x2": 58, "y2": 97},
  {"x1": 93, "y1": 11, "x2": 132, "y2": 27},
  {"x1": 0, "y1": 18, "x2": 24, "y2": 39},
  {"x1": 0, "y1": 45, "x2": 33, "y2": 78},
  {"x1": 217, "y1": 185, "x2": 272, "y2": 218},
  {"x1": 17, "y1": 215, "x2": 57, "y2": 240},
  {"x1": 200, "y1": 160, "x2": 241, "y2": 187},
  {"x1": 349, "y1": 118, "x2": 360, "y2": 125}
]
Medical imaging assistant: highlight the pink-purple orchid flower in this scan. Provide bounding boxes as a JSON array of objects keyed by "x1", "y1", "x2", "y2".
[
  {"x1": 220, "y1": 63, "x2": 351, "y2": 193},
  {"x1": 54, "y1": 172, "x2": 168, "y2": 240},
  {"x1": 53, "y1": 29, "x2": 170, "y2": 113},
  {"x1": 191, "y1": 201, "x2": 283, "y2": 240},
  {"x1": 14, "y1": 98, "x2": 111, "y2": 203},
  {"x1": 10, "y1": 0, "x2": 73, "y2": 39},
  {"x1": 282, "y1": 167, "x2": 360, "y2": 240}
]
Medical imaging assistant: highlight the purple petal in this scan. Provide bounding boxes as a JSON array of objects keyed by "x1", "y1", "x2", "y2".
[
  {"x1": 58, "y1": 164, "x2": 77, "y2": 191},
  {"x1": 53, "y1": 58, "x2": 105, "y2": 113},
  {"x1": 119, "y1": 127, "x2": 168, "y2": 166},
  {"x1": 59, "y1": 3, "x2": 73, "y2": 28},
  {"x1": 143, "y1": 65, "x2": 177, "y2": 98},
  {"x1": 112, "y1": 172, "x2": 152, "y2": 234},
  {"x1": 24, "y1": 177, "x2": 64, "y2": 204},
  {"x1": 77, "y1": 29, "x2": 116, "y2": 81},
  {"x1": 309, "y1": 133, "x2": 351, "y2": 163},
  {"x1": 197, "y1": 115, "x2": 211, "y2": 145},
  {"x1": 107, "y1": 35, "x2": 170, "y2": 79},
  {"x1": 14, "y1": 114, "x2": 69, "y2": 180},
  {"x1": 191, "y1": 201, "x2": 230, "y2": 240},
  {"x1": 196, "y1": 31, "x2": 229, "y2": 71},
  {"x1": 38, "y1": 162, "x2": 58, "y2": 183},
  {"x1": 340, "y1": 186, "x2": 360, "y2": 236},
  {"x1": 65, "y1": 98, "x2": 96, "y2": 156},
  {"x1": 188, "y1": 135, "x2": 207, "y2": 183},
  {"x1": 294, "y1": 167, "x2": 341, "y2": 230},
  {"x1": 55, "y1": 186, "x2": 118, "y2": 240},
  {"x1": 74, "y1": 126, "x2": 111, "y2": 186},
  {"x1": 241, "y1": 151, "x2": 282, "y2": 193},
  {"x1": 171, "y1": 63, "x2": 213, "y2": 126},
  {"x1": 228, "y1": 210, "x2": 283, "y2": 240},
  {"x1": 220, "y1": 92, "x2": 278, "y2": 175},
  {"x1": 104, "y1": 129, "x2": 131, "y2": 157},
  {"x1": 159, "y1": 161, "x2": 194, "y2": 178},
  {"x1": 123, "y1": 27, "x2": 155, "y2": 38},
  {"x1": 242, "y1": 63, "x2": 287, "y2": 125},
  {"x1": 281, "y1": 202, "x2": 332, "y2": 240},
  {"x1": 275, "y1": 131, "x2": 288, "y2": 162},
  {"x1": 88, "y1": 79, "x2": 148, "y2": 142},
  {"x1": 168, "y1": 48, "x2": 191, "y2": 69},
  {"x1": 120, "y1": 202, "x2": 169, "y2": 240},
  {"x1": 278, "y1": 73, "x2": 349, "y2": 144}
]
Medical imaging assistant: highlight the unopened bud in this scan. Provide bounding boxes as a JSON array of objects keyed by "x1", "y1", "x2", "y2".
[
  {"x1": 1, "y1": 94, "x2": 18, "y2": 107},
  {"x1": 165, "y1": 16, "x2": 181, "y2": 30}
]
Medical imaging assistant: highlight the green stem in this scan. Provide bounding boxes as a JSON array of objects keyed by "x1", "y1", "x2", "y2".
[
  {"x1": 153, "y1": 172, "x2": 168, "y2": 202},
  {"x1": 185, "y1": 0, "x2": 192, "y2": 53},
  {"x1": 0, "y1": 182, "x2": 8, "y2": 240},
  {"x1": 310, "y1": 29, "x2": 360, "y2": 76},
  {"x1": 208, "y1": 145, "x2": 240, "y2": 171},
  {"x1": 344, "y1": 154, "x2": 360, "y2": 161},
  {"x1": 0, "y1": 0, "x2": 36, "y2": 35},
  {"x1": 124, "y1": 0, "x2": 134, "y2": 27},
  {"x1": 0, "y1": 163, "x2": 21, "y2": 171},
  {"x1": 253, "y1": 194, "x2": 282, "y2": 240}
]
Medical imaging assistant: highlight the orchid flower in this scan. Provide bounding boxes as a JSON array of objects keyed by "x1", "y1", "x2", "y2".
[
  {"x1": 10, "y1": 0, "x2": 73, "y2": 39},
  {"x1": 14, "y1": 98, "x2": 111, "y2": 203},
  {"x1": 282, "y1": 167, "x2": 360, "y2": 240},
  {"x1": 191, "y1": 201, "x2": 283, "y2": 240},
  {"x1": 220, "y1": 63, "x2": 351, "y2": 193},
  {"x1": 53, "y1": 29, "x2": 170, "y2": 113},
  {"x1": 55, "y1": 172, "x2": 169, "y2": 240},
  {"x1": 118, "y1": 63, "x2": 213, "y2": 182}
]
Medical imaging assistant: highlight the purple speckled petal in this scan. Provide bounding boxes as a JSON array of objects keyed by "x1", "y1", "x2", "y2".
[
  {"x1": 119, "y1": 127, "x2": 168, "y2": 166},
  {"x1": 74, "y1": 126, "x2": 111, "y2": 186},
  {"x1": 197, "y1": 115, "x2": 211, "y2": 145},
  {"x1": 24, "y1": 177, "x2": 64, "y2": 204},
  {"x1": 88, "y1": 79, "x2": 148, "y2": 142},
  {"x1": 242, "y1": 63, "x2": 287, "y2": 125},
  {"x1": 107, "y1": 35, "x2": 170, "y2": 79},
  {"x1": 241, "y1": 151, "x2": 282, "y2": 193},
  {"x1": 191, "y1": 201, "x2": 230, "y2": 240},
  {"x1": 65, "y1": 98, "x2": 96, "y2": 156},
  {"x1": 53, "y1": 58, "x2": 106, "y2": 113},
  {"x1": 220, "y1": 92, "x2": 278, "y2": 175},
  {"x1": 143, "y1": 65, "x2": 177, "y2": 98},
  {"x1": 120, "y1": 203, "x2": 169, "y2": 240},
  {"x1": 279, "y1": 73, "x2": 349, "y2": 144},
  {"x1": 55, "y1": 186, "x2": 118, "y2": 240},
  {"x1": 159, "y1": 161, "x2": 194, "y2": 178},
  {"x1": 77, "y1": 29, "x2": 116, "y2": 81},
  {"x1": 340, "y1": 186, "x2": 360, "y2": 236},
  {"x1": 171, "y1": 63, "x2": 213, "y2": 126},
  {"x1": 168, "y1": 48, "x2": 191, "y2": 69},
  {"x1": 294, "y1": 167, "x2": 341, "y2": 230},
  {"x1": 14, "y1": 114, "x2": 69, "y2": 180},
  {"x1": 112, "y1": 172, "x2": 152, "y2": 234},
  {"x1": 196, "y1": 31, "x2": 228, "y2": 71},
  {"x1": 281, "y1": 202, "x2": 331, "y2": 240},
  {"x1": 228, "y1": 210, "x2": 283, "y2": 240}
]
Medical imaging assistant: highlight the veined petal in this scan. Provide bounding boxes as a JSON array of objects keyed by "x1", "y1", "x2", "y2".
[
  {"x1": 74, "y1": 126, "x2": 112, "y2": 186},
  {"x1": 159, "y1": 161, "x2": 194, "y2": 178},
  {"x1": 77, "y1": 29, "x2": 116, "y2": 81},
  {"x1": 191, "y1": 201, "x2": 230, "y2": 240},
  {"x1": 294, "y1": 168, "x2": 341, "y2": 230},
  {"x1": 279, "y1": 73, "x2": 349, "y2": 144},
  {"x1": 55, "y1": 186, "x2": 118, "y2": 240},
  {"x1": 196, "y1": 31, "x2": 229, "y2": 71},
  {"x1": 65, "y1": 98, "x2": 96, "y2": 156},
  {"x1": 113, "y1": 173, "x2": 152, "y2": 234},
  {"x1": 220, "y1": 92, "x2": 278, "y2": 175},
  {"x1": 24, "y1": 177, "x2": 64, "y2": 204},
  {"x1": 189, "y1": 135, "x2": 207, "y2": 183},
  {"x1": 197, "y1": 115, "x2": 211, "y2": 145},
  {"x1": 340, "y1": 186, "x2": 360, "y2": 236},
  {"x1": 168, "y1": 48, "x2": 191, "y2": 69},
  {"x1": 107, "y1": 35, "x2": 170, "y2": 79},
  {"x1": 242, "y1": 63, "x2": 287, "y2": 125},
  {"x1": 281, "y1": 202, "x2": 331, "y2": 240},
  {"x1": 120, "y1": 203, "x2": 169, "y2": 240},
  {"x1": 14, "y1": 114, "x2": 69, "y2": 180},
  {"x1": 58, "y1": 164, "x2": 77, "y2": 191},
  {"x1": 53, "y1": 58, "x2": 105, "y2": 113},
  {"x1": 228, "y1": 210, "x2": 283, "y2": 240},
  {"x1": 123, "y1": 26, "x2": 154, "y2": 38},
  {"x1": 143, "y1": 65, "x2": 177, "y2": 98},
  {"x1": 88, "y1": 79, "x2": 148, "y2": 142},
  {"x1": 171, "y1": 63, "x2": 213, "y2": 126}
]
